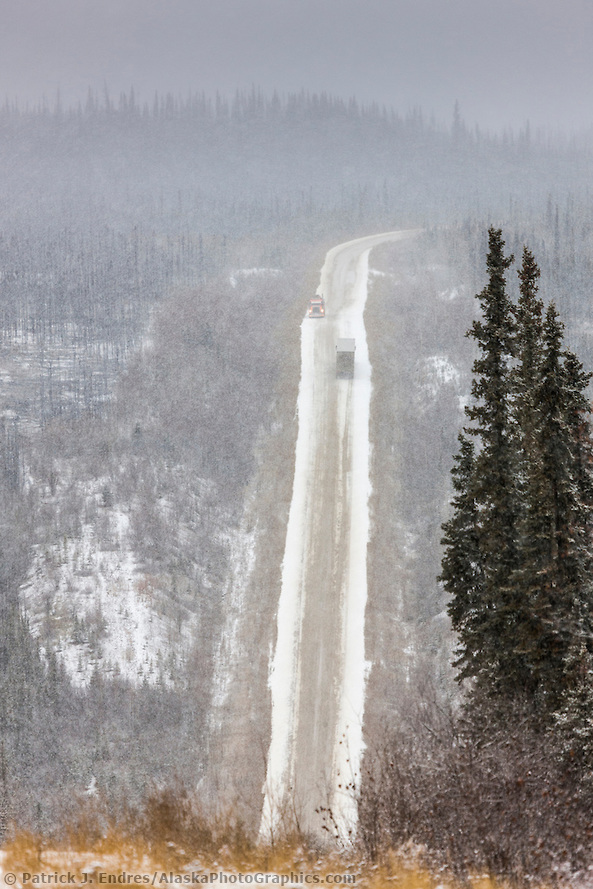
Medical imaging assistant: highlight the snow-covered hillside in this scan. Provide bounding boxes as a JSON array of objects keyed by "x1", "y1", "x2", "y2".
[{"x1": 20, "y1": 473, "x2": 205, "y2": 686}]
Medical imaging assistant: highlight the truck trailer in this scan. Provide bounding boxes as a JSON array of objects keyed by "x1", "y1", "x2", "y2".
[{"x1": 336, "y1": 338, "x2": 355, "y2": 378}]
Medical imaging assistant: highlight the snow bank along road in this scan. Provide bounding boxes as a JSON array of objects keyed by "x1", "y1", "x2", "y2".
[{"x1": 260, "y1": 230, "x2": 420, "y2": 841}]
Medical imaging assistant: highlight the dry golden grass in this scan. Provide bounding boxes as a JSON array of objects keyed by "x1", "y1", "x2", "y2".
[
  {"x1": 2, "y1": 829, "x2": 533, "y2": 889},
  {"x1": 0, "y1": 772, "x2": 547, "y2": 889}
]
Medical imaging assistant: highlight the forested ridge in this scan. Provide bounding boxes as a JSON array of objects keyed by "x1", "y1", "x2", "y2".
[{"x1": 2, "y1": 88, "x2": 593, "y2": 878}]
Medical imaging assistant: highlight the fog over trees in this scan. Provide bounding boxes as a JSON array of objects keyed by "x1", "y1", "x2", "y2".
[{"x1": 2, "y1": 85, "x2": 593, "y2": 880}]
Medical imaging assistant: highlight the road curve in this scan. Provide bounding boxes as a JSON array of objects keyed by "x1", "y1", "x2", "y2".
[{"x1": 260, "y1": 230, "x2": 420, "y2": 841}]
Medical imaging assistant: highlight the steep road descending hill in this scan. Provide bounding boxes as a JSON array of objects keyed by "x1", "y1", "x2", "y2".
[{"x1": 260, "y1": 230, "x2": 419, "y2": 840}]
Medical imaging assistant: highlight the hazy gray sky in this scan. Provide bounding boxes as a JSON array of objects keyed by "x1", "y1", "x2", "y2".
[{"x1": 1, "y1": 0, "x2": 592, "y2": 131}]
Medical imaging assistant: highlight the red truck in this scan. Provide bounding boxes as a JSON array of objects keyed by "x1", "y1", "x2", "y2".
[{"x1": 308, "y1": 295, "x2": 325, "y2": 318}]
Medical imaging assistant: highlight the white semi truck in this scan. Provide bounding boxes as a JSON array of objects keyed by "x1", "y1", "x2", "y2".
[{"x1": 336, "y1": 338, "x2": 355, "y2": 378}]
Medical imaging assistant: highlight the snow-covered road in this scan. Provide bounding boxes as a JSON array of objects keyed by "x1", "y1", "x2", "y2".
[{"x1": 260, "y1": 230, "x2": 419, "y2": 841}]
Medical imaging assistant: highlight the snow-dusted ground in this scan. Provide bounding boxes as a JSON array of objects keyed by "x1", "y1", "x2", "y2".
[
  {"x1": 21, "y1": 485, "x2": 198, "y2": 686},
  {"x1": 229, "y1": 268, "x2": 282, "y2": 288},
  {"x1": 260, "y1": 230, "x2": 420, "y2": 841},
  {"x1": 210, "y1": 521, "x2": 258, "y2": 713},
  {"x1": 417, "y1": 354, "x2": 462, "y2": 408}
]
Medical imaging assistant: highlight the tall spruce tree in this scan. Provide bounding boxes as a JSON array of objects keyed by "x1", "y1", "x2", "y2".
[
  {"x1": 507, "y1": 247, "x2": 550, "y2": 697},
  {"x1": 442, "y1": 227, "x2": 518, "y2": 690},
  {"x1": 527, "y1": 306, "x2": 593, "y2": 703},
  {"x1": 505, "y1": 261, "x2": 593, "y2": 710},
  {"x1": 443, "y1": 233, "x2": 593, "y2": 720}
]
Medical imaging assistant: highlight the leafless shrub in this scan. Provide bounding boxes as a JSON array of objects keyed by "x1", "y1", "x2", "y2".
[{"x1": 359, "y1": 696, "x2": 593, "y2": 883}]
